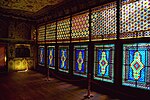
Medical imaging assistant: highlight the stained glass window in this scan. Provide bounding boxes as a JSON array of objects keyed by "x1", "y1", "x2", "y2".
[
  {"x1": 120, "y1": 0, "x2": 150, "y2": 39},
  {"x1": 94, "y1": 44, "x2": 115, "y2": 83},
  {"x1": 91, "y1": 2, "x2": 117, "y2": 41},
  {"x1": 71, "y1": 11, "x2": 89, "y2": 42},
  {"x1": 47, "y1": 46, "x2": 55, "y2": 69},
  {"x1": 57, "y1": 18, "x2": 70, "y2": 43},
  {"x1": 58, "y1": 46, "x2": 69, "y2": 73},
  {"x1": 38, "y1": 25, "x2": 45, "y2": 44},
  {"x1": 122, "y1": 43, "x2": 150, "y2": 90},
  {"x1": 31, "y1": 29, "x2": 36, "y2": 41},
  {"x1": 46, "y1": 22, "x2": 56, "y2": 43},
  {"x1": 38, "y1": 46, "x2": 45, "y2": 66},
  {"x1": 73, "y1": 45, "x2": 88, "y2": 77}
]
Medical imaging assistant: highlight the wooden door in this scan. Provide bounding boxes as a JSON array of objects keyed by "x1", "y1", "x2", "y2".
[{"x1": 0, "y1": 46, "x2": 6, "y2": 72}]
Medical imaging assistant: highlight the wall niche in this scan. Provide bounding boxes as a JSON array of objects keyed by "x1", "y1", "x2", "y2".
[{"x1": 15, "y1": 44, "x2": 30, "y2": 58}]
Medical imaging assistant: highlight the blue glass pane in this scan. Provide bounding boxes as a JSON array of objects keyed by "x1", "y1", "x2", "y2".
[
  {"x1": 73, "y1": 45, "x2": 88, "y2": 77},
  {"x1": 38, "y1": 46, "x2": 45, "y2": 66},
  {"x1": 58, "y1": 46, "x2": 69, "y2": 73},
  {"x1": 75, "y1": 49, "x2": 85, "y2": 73},
  {"x1": 97, "y1": 50, "x2": 110, "y2": 77},
  {"x1": 122, "y1": 43, "x2": 150, "y2": 90},
  {"x1": 47, "y1": 46, "x2": 55, "y2": 69},
  {"x1": 94, "y1": 44, "x2": 114, "y2": 83}
]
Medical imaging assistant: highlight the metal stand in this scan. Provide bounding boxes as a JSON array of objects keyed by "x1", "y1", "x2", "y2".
[
  {"x1": 44, "y1": 67, "x2": 51, "y2": 81},
  {"x1": 84, "y1": 73, "x2": 93, "y2": 98},
  {"x1": 47, "y1": 67, "x2": 51, "y2": 81}
]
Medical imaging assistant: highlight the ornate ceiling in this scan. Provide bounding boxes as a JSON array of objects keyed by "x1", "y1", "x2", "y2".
[
  {"x1": 0, "y1": 0, "x2": 64, "y2": 13},
  {"x1": 0, "y1": 0, "x2": 115, "y2": 21}
]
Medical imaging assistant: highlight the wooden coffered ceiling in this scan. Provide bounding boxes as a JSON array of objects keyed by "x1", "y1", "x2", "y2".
[{"x1": 0, "y1": 0, "x2": 116, "y2": 21}]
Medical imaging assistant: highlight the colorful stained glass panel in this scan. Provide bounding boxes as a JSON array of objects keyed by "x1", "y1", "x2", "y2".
[
  {"x1": 47, "y1": 46, "x2": 55, "y2": 69},
  {"x1": 31, "y1": 29, "x2": 36, "y2": 41},
  {"x1": 57, "y1": 18, "x2": 70, "y2": 43},
  {"x1": 120, "y1": 0, "x2": 150, "y2": 39},
  {"x1": 71, "y1": 12, "x2": 89, "y2": 42},
  {"x1": 38, "y1": 46, "x2": 45, "y2": 66},
  {"x1": 73, "y1": 45, "x2": 88, "y2": 77},
  {"x1": 38, "y1": 25, "x2": 45, "y2": 44},
  {"x1": 94, "y1": 44, "x2": 115, "y2": 83},
  {"x1": 91, "y1": 2, "x2": 117, "y2": 41},
  {"x1": 122, "y1": 43, "x2": 150, "y2": 90},
  {"x1": 46, "y1": 22, "x2": 56, "y2": 43},
  {"x1": 58, "y1": 46, "x2": 69, "y2": 73}
]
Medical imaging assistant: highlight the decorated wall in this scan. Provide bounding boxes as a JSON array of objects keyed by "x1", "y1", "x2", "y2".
[
  {"x1": 0, "y1": 19, "x2": 9, "y2": 38},
  {"x1": 0, "y1": 17, "x2": 36, "y2": 71},
  {"x1": 8, "y1": 44, "x2": 35, "y2": 71},
  {"x1": 8, "y1": 20, "x2": 31, "y2": 40}
]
